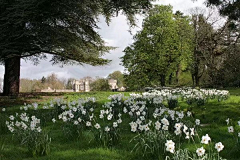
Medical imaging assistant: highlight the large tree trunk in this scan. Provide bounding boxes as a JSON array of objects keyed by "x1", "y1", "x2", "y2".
[
  {"x1": 160, "y1": 74, "x2": 166, "y2": 87},
  {"x1": 176, "y1": 64, "x2": 181, "y2": 85},
  {"x1": 191, "y1": 74, "x2": 195, "y2": 86},
  {"x1": 195, "y1": 76, "x2": 200, "y2": 87},
  {"x1": 168, "y1": 73, "x2": 173, "y2": 85},
  {"x1": 3, "y1": 57, "x2": 21, "y2": 96}
]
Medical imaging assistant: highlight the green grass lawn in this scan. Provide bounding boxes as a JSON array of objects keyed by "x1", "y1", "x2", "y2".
[{"x1": 0, "y1": 90, "x2": 240, "y2": 160}]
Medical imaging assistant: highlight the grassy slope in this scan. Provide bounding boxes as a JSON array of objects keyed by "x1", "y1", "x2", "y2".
[{"x1": 0, "y1": 90, "x2": 240, "y2": 160}]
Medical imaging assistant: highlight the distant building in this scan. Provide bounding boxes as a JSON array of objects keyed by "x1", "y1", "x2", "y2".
[
  {"x1": 73, "y1": 78, "x2": 91, "y2": 92},
  {"x1": 108, "y1": 79, "x2": 118, "y2": 91},
  {"x1": 39, "y1": 77, "x2": 125, "y2": 92}
]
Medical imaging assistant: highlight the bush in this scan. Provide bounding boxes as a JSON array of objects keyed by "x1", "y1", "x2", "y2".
[{"x1": 90, "y1": 78, "x2": 111, "y2": 91}]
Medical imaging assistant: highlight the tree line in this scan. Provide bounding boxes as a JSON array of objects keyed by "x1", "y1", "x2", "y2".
[
  {"x1": 19, "y1": 71, "x2": 125, "y2": 92},
  {"x1": 121, "y1": 5, "x2": 240, "y2": 90}
]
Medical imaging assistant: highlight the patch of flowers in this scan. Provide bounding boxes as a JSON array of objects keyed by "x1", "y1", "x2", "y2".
[
  {"x1": 57, "y1": 97, "x2": 97, "y2": 138},
  {"x1": 225, "y1": 118, "x2": 240, "y2": 152},
  {"x1": 6, "y1": 113, "x2": 51, "y2": 156},
  {"x1": 92, "y1": 106, "x2": 122, "y2": 147},
  {"x1": 4, "y1": 88, "x2": 230, "y2": 159},
  {"x1": 165, "y1": 134, "x2": 226, "y2": 160}
]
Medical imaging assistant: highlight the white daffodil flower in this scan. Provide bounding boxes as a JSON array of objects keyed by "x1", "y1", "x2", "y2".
[
  {"x1": 215, "y1": 142, "x2": 224, "y2": 152},
  {"x1": 196, "y1": 147, "x2": 205, "y2": 157}
]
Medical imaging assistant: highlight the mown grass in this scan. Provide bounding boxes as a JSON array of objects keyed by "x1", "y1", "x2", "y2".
[{"x1": 0, "y1": 89, "x2": 240, "y2": 160}]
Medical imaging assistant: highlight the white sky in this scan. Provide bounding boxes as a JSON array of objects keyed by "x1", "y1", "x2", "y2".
[{"x1": 0, "y1": 0, "x2": 206, "y2": 80}]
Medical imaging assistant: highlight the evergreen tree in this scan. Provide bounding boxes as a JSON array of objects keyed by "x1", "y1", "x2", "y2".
[{"x1": 0, "y1": 0, "x2": 152, "y2": 96}]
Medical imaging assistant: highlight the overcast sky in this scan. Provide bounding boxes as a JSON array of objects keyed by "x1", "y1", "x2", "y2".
[{"x1": 0, "y1": 0, "x2": 206, "y2": 80}]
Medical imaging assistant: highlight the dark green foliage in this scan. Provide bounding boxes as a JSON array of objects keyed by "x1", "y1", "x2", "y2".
[
  {"x1": 0, "y1": 0, "x2": 153, "y2": 64},
  {"x1": 93, "y1": 127, "x2": 121, "y2": 148},
  {"x1": 108, "y1": 71, "x2": 125, "y2": 88},
  {"x1": 121, "y1": 5, "x2": 193, "y2": 90},
  {"x1": 167, "y1": 99, "x2": 178, "y2": 109},
  {"x1": 90, "y1": 78, "x2": 110, "y2": 91},
  {"x1": 210, "y1": 36, "x2": 240, "y2": 87}
]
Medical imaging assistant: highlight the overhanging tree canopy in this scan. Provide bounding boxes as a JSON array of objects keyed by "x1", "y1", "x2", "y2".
[{"x1": 0, "y1": 0, "x2": 153, "y2": 96}]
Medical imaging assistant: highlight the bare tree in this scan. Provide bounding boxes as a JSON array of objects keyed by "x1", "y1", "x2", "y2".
[{"x1": 189, "y1": 7, "x2": 234, "y2": 86}]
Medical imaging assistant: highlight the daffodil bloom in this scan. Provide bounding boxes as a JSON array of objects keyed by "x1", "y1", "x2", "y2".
[
  {"x1": 86, "y1": 121, "x2": 91, "y2": 127},
  {"x1": 144, "y1": 125, "x2": 150, "y2": 131},
  {"x1": 226, "y1": 118, "x2": 230, "y2": 125},
  {"x1": 74, "y1": 121, "x2": 79, "y2": 125},
  {"x1": 165, "y1": 140, "x2": 175, "y2": 153},
  {"x1": 94, "y1": 123, "x2": 101, "y2": 129},
  {"x1": 162, "y1": 125, "x2": 168, "y2": 131},
  {"x1": 215, "y1": 142, "x2": 224, "y2": 152},
  {"x1": 113, "y1": 122, "x2": 118, "y2": 128},
  {"x1": 9, "y1": 115, "x2": 14, "y2": 121},
  {"x1": 190, "y1": 128, "x2": 195, "y2": 136},
  {"x1": 195, "y1": 119, "x2": 200, "y2": 125},
  {"x1": 117, "y1": 119, "x2": 122, "y2": 124},
  {"x1": 174, "y1": 123, "x2": 182, "y2": 130},
  {"x1": 105, "y1": 126, "x2": 110, "y2": 132},
  {"x1": 228, "y1": 126, "x2": 234, "y2": 133},
  {"x1": 174, "y1": 129, "x2": 181, "y2": 135},
  {"x1": 52, "y1": 118, "x2": 56, "y2": 123},
  {"x1": 196, "y1": 147, "x2": 205, "y2": 157},
  {"x1": 201, "y1": 134, "x2": 211, "y2": 144}
]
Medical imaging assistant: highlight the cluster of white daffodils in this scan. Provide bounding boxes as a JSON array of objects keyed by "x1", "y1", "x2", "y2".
[
  {"x1": 58, "y1": 104, "x2": 95, "y2": 127},
  {"x1": 132, "y1": 90, "x2": 176, "y2": 103},
  {"x1": 129, "y1": 88, "x2": 228, "y2": 109},
  {"x1": 166, "y1": 135, "x2": 224, "y2": 158},
  {"x1": 153, "y1": 107, "x2": 185, "y2": 121},
  {"x1": 24, "y1": 97, "x2": 96, "y2": 112},
  {"x1": 108, "y1": 93, "x2": 125, "y2": 101},
  {"x1": 123, "y1": 99, "x2": 147, "y2": 120},
  {"x1": 181, "y1": 88, "x2": 229, "y2": 106},
  {"x1": 6, "y1": 113, "x2": 42, "y2": 133},
  {"x1": 104, "y1": 96, "x2": 125, "y2": 119},
  {"x1": 165, "y1": 140, "x2": 175, "y2": 153},
  {"x1": 51, "y1": 98, "x2": 97, "y2": 131},
  {"x1": 196, "y1": 134, "x2": 224, "y2": 157},
  {"x1": 174, "y1": 123, "x2": 195, "y2": 139},
  {"x1": 129, "y1": 119, "x2": 152, "y2": 132},
  {"x1": 122, "y1": 94, "x2": 196, "y2": 135},
  {"x1": 98, "y1": 107, "x2": 122, "y2": 132}
]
